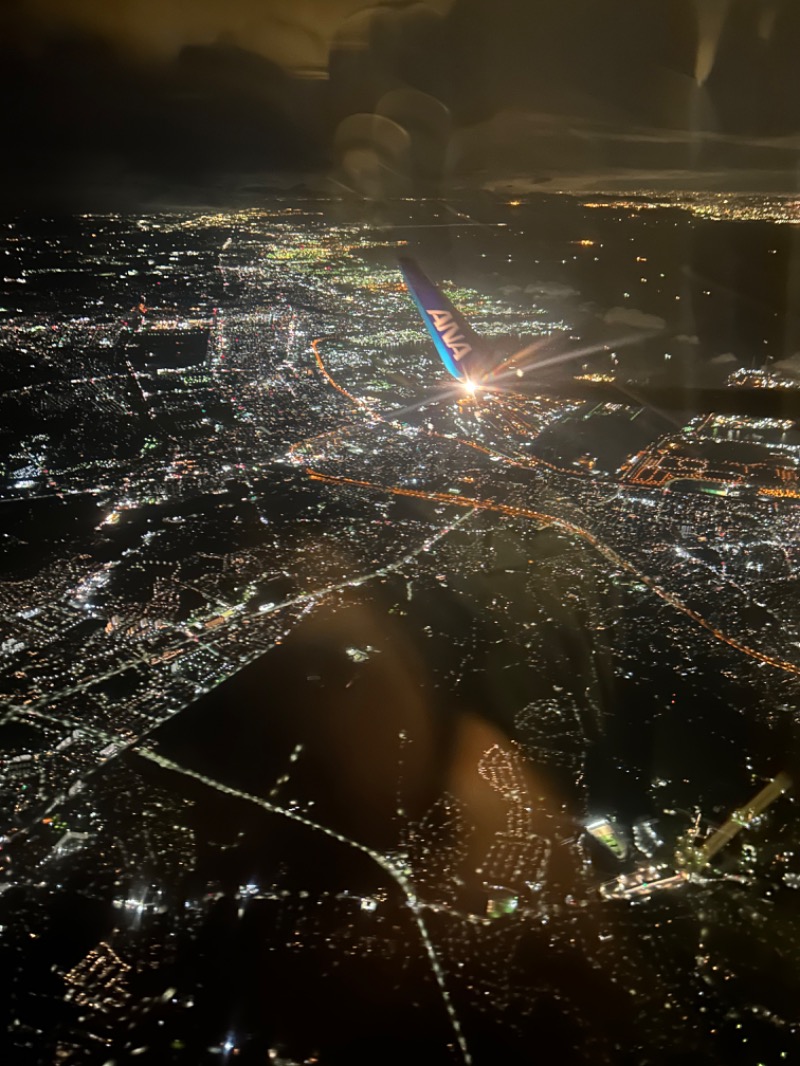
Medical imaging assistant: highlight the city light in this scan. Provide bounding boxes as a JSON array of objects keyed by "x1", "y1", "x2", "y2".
[{"x1": 1, "y1": 190, "x2": 799, "y2": 1066}]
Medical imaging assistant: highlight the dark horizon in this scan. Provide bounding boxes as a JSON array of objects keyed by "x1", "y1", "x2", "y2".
[{"x1": 6, "y1": 0, "x2": 800, "y2": 208}]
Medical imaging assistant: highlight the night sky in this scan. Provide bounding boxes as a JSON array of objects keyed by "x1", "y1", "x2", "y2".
[{"x1": 4, "y1": 0, "x2": 800, "y2": 206}]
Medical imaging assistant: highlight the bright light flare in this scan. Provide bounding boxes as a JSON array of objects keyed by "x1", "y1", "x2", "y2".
[
  {"x1": 694, "y1": 0, "x2": 729, "y2": 85},
  {"x1": 488, "y1": 331, "x2": 648, "y2": 388}
]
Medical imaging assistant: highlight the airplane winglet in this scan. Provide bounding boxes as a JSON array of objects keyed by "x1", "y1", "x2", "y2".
[{"x1": 399, "y1": 257, "x2": 486, "y2": 382}]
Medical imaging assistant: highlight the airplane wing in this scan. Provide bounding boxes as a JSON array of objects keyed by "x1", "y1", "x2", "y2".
[{"x1": 399, "y1": 256, "x2": 488, "y2": 383}]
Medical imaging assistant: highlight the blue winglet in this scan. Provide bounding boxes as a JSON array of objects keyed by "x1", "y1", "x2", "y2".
[{"x1": 399, "y1": 257, "x2": 485, "y2": 382}]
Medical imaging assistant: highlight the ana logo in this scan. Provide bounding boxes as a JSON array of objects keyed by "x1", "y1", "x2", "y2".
[{"x1": 426, "y1": 309, "x2": 472, "y2": 362}]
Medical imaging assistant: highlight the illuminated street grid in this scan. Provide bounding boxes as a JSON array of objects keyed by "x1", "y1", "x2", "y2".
[
  {"x1": 579, "y1": 191, "x2": 800, "y2": 225},
  {"x1": 1, "y1": 197, "x2": 800, "y2": 1063}
]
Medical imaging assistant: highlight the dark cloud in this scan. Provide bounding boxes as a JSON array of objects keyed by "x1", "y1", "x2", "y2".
[
  {"x1": 0, "y1": 9, "x2": 324, "y2": 207},
  {"x1": 3, "y1": 0, "x2": 800, "y2": 206}
]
